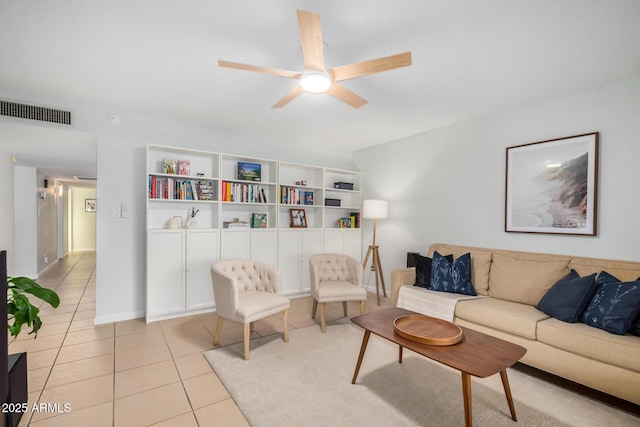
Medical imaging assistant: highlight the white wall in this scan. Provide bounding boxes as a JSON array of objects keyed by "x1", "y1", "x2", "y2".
[
  {"x1": 36, "y1": 170, "x2": 58, "y2": 272},
  {"x1": 0, "y1": 146, "x2": 13, "y2": 271},
  {"x1": 70, "y1": 186, "x2": 97, "y2": 251},
  {"x1": 354, "y1": 75, "x2": 640, "y2": 287},
  {"x1": 0, "y1": 86, "x2": 355, "y2": 324},
  {"x1": 13, "y1": 166, "x2": 37, "y2": 277}
]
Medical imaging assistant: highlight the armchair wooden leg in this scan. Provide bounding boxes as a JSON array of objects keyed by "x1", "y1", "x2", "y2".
[
  {"x1": 243, "y1": 323, "x2": 250, "y2": 361},
  {"x1": 320, "y1": 302, "x2": 326, "y2": 333},
  {"x1": 343, "y1": 301, "x2": 348, "y2": 317},
  {"x1": 213, "y1": 317, "x2": 224, "y2": 346},
  {"x1": 312, "y1": 299, "x2": 318, "y2": 319},
  {"x1": 359, "y1": 300, "x2": 365, "y2": 315},
  {"x1": 283, "y1": 309, "x2": 289, "y2": 343}
]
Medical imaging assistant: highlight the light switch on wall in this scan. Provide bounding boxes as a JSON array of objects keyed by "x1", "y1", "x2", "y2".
[
  {"x1": 111, "y1": 207, "x2": 120, "y2": 218},
  {"x1": 121, "y1": 203, "x2": 128, "y2": 218}
]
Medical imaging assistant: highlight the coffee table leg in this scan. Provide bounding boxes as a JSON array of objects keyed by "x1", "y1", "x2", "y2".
[
  {"x1": 462, "y1": 372, "x2": 472, "y2": 427},
  {"x1": 500, "y1": 370, "x2": 518, "y2": 421},
  {"x1": 398, "y1": 345, "x2": 403, "y2": 363},
  {"x1": 352, "y1": 330, "x2": 371, "y2": 384}
]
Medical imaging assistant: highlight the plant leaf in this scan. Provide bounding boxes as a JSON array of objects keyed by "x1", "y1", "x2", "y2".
[{"x1": 8, "y1": 276, "x2": 60, "y2": 307}]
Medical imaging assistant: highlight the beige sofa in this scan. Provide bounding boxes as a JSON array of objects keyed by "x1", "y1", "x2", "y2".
[{"x1": 391, "y1": 243, "x2": 640, "y2": 405}]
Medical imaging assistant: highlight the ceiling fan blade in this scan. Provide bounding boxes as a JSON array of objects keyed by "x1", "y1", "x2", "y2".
[
  {"x1": 325, "y1": 83, "x2": 368, "y2": 109},
  {"x1": 272, "y1": 85, "x2": 305, "y2": 109},
  {"x1": 218, "y1": 60, "x2": 301, "y2": 79},
  {"x1": 297, "y1": 10, "x2": 324, "y2": 72},
  {"x1": 329, "y1": 51, "x2": 412, "y2": 82}
]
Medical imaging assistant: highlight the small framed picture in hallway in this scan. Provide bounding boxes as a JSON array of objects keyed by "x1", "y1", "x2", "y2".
[{"x1": 85, "y1": 199, "x2": 97, "y2": 212}]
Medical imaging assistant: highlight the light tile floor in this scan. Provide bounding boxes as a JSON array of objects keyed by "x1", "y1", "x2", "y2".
[{"x1": 8, "y1": 251, "x2": 392, "y2": 426}]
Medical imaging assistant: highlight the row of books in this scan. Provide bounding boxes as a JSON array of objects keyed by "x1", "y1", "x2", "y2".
[
  {"x1": 222, "y1": 181, "x2": 268, "y2": 203},
  {"x1": 280, "y1": 186, "x2": 314, "y2": 205},
  {"x1": 149, "y1": 177, "x2": 215, "y2": 201},
  {"x1": 337, "y1": 212, "x2": 361, "y2": 228}
]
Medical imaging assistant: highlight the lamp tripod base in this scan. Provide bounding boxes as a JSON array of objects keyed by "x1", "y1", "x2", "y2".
[{"x1": 363, "y1": 245, "x2": 387, "y2": 305}]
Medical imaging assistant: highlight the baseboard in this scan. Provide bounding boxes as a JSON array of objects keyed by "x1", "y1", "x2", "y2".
[{"x1": 93, "y1": 309, "x2": 145, "y2": 325}]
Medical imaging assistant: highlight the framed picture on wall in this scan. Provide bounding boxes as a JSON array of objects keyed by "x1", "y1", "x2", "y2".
[
  {"x1": 505, "y1": 132, "x2": 599, "y2": 235},
  {"x1": 85, "y1": 199, "x2": 97, "y2": 212}
]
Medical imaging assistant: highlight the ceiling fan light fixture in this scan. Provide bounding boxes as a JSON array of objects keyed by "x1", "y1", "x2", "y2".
[{"x1": 300, "y1": 71, "x2": 331, "y2": 93}]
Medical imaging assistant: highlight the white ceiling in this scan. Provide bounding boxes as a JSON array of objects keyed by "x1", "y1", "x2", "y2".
[{"x1": 1, "y1": 0, "x2": 640, "y2": 157}]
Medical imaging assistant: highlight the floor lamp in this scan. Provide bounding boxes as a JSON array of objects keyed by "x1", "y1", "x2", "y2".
[{"x1": 362, "y1": 199, "x2": 388, "y2": 305}]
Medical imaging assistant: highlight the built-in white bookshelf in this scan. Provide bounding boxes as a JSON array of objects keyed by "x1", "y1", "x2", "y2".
[{"x1": 145, "y1": 145, "x2": 363, "y2": 320}]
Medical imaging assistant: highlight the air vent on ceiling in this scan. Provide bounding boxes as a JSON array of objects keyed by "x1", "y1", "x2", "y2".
[{"x1": 1, "y1": 100, "x2": 71, "y2": 125}]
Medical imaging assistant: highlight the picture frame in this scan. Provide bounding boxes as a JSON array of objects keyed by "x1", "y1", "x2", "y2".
[
  {"x1": 237, "y1": 162, "x2": 262, "y2": 182},
  {"x1": 85, "y1": 199, "x2": 97, "y2": 212},
  {"x1": 505, "y1": 132, "x2": 598, "y2": 235},
  {"x1": 289, "y1": 208, "x2": 307, "y2": 228}
]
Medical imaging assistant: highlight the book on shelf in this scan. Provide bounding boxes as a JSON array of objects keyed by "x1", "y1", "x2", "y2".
[
  {"x1": 223, "y1": 219, "x2": 250, "y2": 229},
  {"x1": 149, "y1": 177, "x2": 215, "y2": 201},
  {"x1": 251, "y1": 213, "x2": 268, "y2": 228},
  {"x1": 222, "y1": 181, "x2": 267, "y2": 203},
  {"x1": 163, "y1": 158, "x2": 176, "y2": 174},
  {"x1": 350, "y1": 212, "x2": 361, "y2": 228},
  {"x1": 178, "y1": 160, "x2": 191, "y2": 176},
  {"x1": 280, "y1": 186, "x2": 314, "y2": 205}
]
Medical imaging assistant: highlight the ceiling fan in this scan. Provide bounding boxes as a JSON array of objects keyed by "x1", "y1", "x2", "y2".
[{"x1": 218, "y1": 9, "x2": 412, "y2": 109}]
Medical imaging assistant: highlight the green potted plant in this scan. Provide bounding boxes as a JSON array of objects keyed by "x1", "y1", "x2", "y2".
[{"x1": 7, "y1": 276, "x2": 60, "y2": 338}]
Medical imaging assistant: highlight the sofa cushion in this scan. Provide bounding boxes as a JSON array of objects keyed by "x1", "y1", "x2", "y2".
[
  {"x1": 581, "y1": 280, "x2": 640, "y2": 335},
  {"x1": 537, "y1": 317, "x2": 640, "y2": 372},
  {"x1": 412, "y1": 253, "x2": 452, "y2": 288},
  {"x1": 570, "y1": 258, "x2": 640, "y2": 282},
  {"x1": 454, "y1": 297, "x2": 549, "y2": 340},
  {"x1": 428, "y1": 244, "x2": 492, "y2": 295},
  {"x1": 536, "y1": 270, "x2": 597, "y2": 323},
  {"x1": 429, "y1": 252, "x2": 477, "y2": 296},
  {"x1": 488, "y1": 253, "x2": 570, "y2": 306}
]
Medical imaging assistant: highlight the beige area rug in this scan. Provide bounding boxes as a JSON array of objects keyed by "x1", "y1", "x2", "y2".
[{"x1": 204, "y1": 319, "x2": 638, "y2": 427}]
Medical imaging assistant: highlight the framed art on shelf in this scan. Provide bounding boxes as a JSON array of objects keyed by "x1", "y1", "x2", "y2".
[
  {"x1": 85, "y1": 199, "x2": 97, "y2": 212},
  {"x1": 289, "y1": 208, "x2": 307, "y2": 228},
  {"x1": 237, "y1": 162, "x2": 262, "y2": 182},
  {"x1": 505, "y1": 132, "x2": 599, "y2": 235}
]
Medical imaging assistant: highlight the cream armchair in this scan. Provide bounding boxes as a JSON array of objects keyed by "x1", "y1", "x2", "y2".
[
  {"x1": 211, "y1": 259, "x2": 290, "y2": 360},
  {"x1": 309, "y1": 253, "x2": 367, "y2": 333}
]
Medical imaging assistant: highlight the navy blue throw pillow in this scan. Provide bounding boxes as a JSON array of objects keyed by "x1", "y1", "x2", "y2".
[
  {"x1": 536, "y1": 270, "x2": 597, "y2": 323},
  {"x1": 581, "y1": 278, "x2": 640, "y2": 335},
  {"x1": 429, "y1": 251, "x2": 476, "y2": 296},
  {"x1": 412, "y1": 253, "x2": 453, "y2": 288}
]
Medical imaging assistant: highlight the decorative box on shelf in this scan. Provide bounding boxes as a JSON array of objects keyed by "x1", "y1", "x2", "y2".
[
  {"x1": 334, "y1": 182, "x2": 353, "y2": 190},
  {"x1": 325, "y1": 198, "x2": 341, "y2": 207}
]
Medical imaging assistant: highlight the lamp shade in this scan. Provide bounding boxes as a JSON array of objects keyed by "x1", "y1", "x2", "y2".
[{"x1": 362, "y1": 199, "x2": 388, "y2": 219}]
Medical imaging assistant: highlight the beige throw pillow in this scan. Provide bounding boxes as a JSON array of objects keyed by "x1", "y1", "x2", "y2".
[{"x1": 489, "y1": 253, "x2": 570, "y2": 306}]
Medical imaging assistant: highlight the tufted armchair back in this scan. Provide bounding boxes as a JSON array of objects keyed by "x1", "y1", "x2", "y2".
[
  {"x1": 309, "y1": 253, "x2": 363, "y2": 297},
  {"x1": 211, "y1": 259, "x2": 282, "y2": 321}
]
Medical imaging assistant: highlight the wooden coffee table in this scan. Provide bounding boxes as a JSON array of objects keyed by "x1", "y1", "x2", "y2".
[{"x1": 351, "y1": 308, "x2": 526, "y2": 427}]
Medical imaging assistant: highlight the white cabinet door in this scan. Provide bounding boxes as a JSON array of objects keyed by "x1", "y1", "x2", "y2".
[
  {"x1": 186, "y1": 229, "x2": 219, "y2": 310},
  {"x1": 220, "y1": 229, "x2": 250, "y2": 259},
  {"x1": 343, "y1": 229, "x2": 362, "y2": 261},
  {"x1": 147, "y1": 230, "x2": 185, "y2": 320},
  {"x1": 322, "y1": 229, "x2": 343, "y2": 254},
  {"x1": 278, "y1": 229, "x2": 302, "y2": 295},
  {"x1": 251, "y1": 229, "x2": 277, "y2": 266},
  {"x1": 301, "y1": 229, "x2": 324, "y2": 292},
  {"x1": 323, "y1": 229, "x2": 362, "y2": 261}
]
